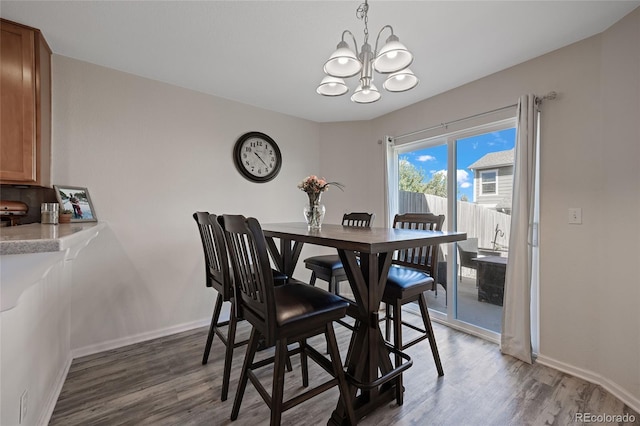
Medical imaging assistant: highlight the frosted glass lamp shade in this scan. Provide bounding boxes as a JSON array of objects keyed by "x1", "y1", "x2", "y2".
[
  {"x1": 351, "y1": 83, "x2": 381, "y2": 103},
  {"x1": 373, "y1": 35, "x2": 413, "y2": 73},
  {"x1": 324, "y1": 41, "x2": 362, "y2": 78},
  {"x1": 316, "y1": 76, "x2": 349, "y2": 96},
  {"x1": 383, "y1": 68, "x2": 419, "y2": 92}
]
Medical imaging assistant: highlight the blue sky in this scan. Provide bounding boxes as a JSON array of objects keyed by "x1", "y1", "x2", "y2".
[{"x1": 399, "y1": 128, "x2": 516, "y2": 201}]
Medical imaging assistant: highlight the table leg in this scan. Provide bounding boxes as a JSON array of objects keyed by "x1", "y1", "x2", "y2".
[
  {"x1": 330, "y1": 250, "x2": 403, "y2": 424},
  {"x1": 265, "y1": 236, "x2": 303, "y2": 278}
]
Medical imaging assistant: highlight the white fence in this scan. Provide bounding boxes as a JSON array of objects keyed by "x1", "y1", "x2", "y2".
[{"x1": 399, "y1": 191, "x2": 511, "y2": 251}]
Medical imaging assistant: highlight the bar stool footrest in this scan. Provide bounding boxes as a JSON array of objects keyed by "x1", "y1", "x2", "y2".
[{"x1": 345, "y1": 344, "x2": 412, "y2": 390}]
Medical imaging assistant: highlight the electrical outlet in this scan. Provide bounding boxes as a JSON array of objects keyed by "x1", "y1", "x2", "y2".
[
  {"x1": 568, "y1": 207, "x2": 582, "y2": 224},
  {"x1": 19, "y1": 390, "x2": 28, "y2": 424}
]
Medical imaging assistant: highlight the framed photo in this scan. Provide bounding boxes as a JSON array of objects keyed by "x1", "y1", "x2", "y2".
[{"x1": 54, "y1": 185, "x2": 97, "y2": 222}]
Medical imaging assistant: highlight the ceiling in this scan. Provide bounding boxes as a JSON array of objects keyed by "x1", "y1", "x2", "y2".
[{"x1": 2, "y1": 1, "x2": 638, "y2": 123}]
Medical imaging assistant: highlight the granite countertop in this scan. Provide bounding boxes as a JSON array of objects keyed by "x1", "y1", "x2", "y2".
[{"x1": 0, "y1": 222, "x2": 104, "y2": 255}]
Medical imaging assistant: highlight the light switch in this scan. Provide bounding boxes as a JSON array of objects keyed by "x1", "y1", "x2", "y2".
[{"x1": 568, "y1": 208, "x2": 582, "y2": 224}]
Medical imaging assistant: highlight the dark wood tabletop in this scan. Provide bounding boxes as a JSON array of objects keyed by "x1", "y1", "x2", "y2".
[
  {"x1": 261, "y1": 222, "x2": 466, "y2": 424},
  {"x1": 262, "y1": 222, "x2": 465, "y2": 254}
]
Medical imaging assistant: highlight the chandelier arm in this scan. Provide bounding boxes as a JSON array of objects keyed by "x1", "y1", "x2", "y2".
[
  {"x1": 373, "y1": 25, "x2": 394, "y2": 56},
  {"x1": 341, "y1": 30, "x2": 360, "y2": 58}
]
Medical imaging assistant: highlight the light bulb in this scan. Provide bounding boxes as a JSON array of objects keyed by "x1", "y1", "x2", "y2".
[
  {"x1": 317, "y1": 76, "x2": 348, "y2": 96},
  {"x1": 374, "y1": 35, "x2": 413, "y2": 73},
  {"x1": 351, "y1": 83, "x2": 380, "y2": 103},
  {"x1": 338, "y1": 57, "x2": 349, "y2": 65},
  {"x1": 383, "y1": 68, "x2": 418, "y2": 92}
]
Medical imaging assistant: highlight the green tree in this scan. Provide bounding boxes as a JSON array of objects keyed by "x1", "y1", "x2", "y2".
[
  {"x1": 460, "y1": 194, "x2": 469, "y2": 202},
  {"x1": 424, "y1": 171, "x2": 447, "y2": 197},
  {"x1": 398, "y1": 160, "x2": 427, "y2": 192}
]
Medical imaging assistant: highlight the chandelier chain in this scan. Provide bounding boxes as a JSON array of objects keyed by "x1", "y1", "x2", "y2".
[{"x1": 356, "y1": 1, "x2": 369, "y2": 44}]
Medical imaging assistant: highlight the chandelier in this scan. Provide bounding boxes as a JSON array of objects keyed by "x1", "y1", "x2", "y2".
[{"x1": 316, "y1": 0, "x2": 418, "y2": 103}]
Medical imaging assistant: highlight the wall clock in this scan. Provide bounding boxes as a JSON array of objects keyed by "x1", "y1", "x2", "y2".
[{"x1": 233, "y1": 132, "x2": 282, "y2": 183}]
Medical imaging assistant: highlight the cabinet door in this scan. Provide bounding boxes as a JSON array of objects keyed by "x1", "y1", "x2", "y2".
[{"x1": 1, "y1": 21, "x2": 37, "y2": 182}]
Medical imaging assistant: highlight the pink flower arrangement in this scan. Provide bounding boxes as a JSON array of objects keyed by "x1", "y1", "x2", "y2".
[{"x1": 298, "y1": 175, "x2": 344, "y2": 204}]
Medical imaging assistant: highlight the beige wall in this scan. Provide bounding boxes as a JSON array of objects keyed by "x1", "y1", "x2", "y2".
[
  {"x1": 597, "y1": 6, "x2": 640, "y2": 405},
  {"x1": 51, "y1": 57, "x2": 325, "y2": 351},
  {"x1": 320, "y1": 7, "x2": 640, "y2": 408}
]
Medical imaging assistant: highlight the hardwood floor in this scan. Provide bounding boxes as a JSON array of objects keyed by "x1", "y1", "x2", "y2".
[{"x1": 50, "y1": 312, "x2": 639, "y2": 425}]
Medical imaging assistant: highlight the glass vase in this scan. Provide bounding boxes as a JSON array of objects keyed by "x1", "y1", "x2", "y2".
[{"x1": 304, "y1": 195, "x2": 325, "y2": 230}]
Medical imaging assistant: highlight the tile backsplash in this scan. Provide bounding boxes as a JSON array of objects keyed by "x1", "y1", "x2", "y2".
[{"x1": 1, "y1": 185, "x2": 58, "y2": 225}]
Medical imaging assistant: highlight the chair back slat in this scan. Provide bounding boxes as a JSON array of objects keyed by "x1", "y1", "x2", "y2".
[
  {"x1": 220, "y1": 215, "x2": 276, "y2": 345},
  {"x1": 342, "y1": 212, "x2": 374, "y2": 227},
  {"x1": 193, "y1": 212, "x2": 232, "y2": 300},
  {"x1": 392, "y1": 213, "x2": 445, "y2": 281}
]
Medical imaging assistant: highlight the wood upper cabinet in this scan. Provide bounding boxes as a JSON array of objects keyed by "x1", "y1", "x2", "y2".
[{"x1": 1, "y1": 19, "x2": 51, "y2": 186}]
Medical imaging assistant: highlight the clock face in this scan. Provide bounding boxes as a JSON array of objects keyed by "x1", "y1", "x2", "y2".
[{"x1": 233, "y1": 132, "x2": 282, "y2": 183}]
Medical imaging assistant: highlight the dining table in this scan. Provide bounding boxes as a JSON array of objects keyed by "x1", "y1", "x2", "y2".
[{"x1": 261, "y1": 222, "x2": 467, "y2": 424}]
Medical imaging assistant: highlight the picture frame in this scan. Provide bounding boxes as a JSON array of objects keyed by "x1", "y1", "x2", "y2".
[{"x1": 54, "y1": 185, "x2": 97, "y2": 222}]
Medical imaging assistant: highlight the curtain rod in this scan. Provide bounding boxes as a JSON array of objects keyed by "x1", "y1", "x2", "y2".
[{"x1": 393, "y1": 91, "x2": 557, "y2": 141}]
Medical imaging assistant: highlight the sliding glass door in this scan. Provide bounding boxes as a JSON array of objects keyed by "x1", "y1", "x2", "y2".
[{"x1": 391, "y1": 118, "x2": 516, "y2": 339}]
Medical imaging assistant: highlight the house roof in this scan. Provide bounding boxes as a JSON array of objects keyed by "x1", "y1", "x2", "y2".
[{"x1": 468, "y1": 149, "x2": 514, "y2": 170}]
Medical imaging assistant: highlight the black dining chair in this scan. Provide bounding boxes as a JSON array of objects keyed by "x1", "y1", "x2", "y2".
[
  {"x1": 382, "y1": 212, "x2": 445, "y2": 404},
  {"x1": 193, "y1": 211, "x2": 244, "y2": 401},
  {"x1": 457, "y1": 236, "x2": 478, "y2": 280},
  {"x1": 220, "y1": 214, "x2": 356, "y2": 426},
  {"x1": 193, "y1": 212, "x2": 287, "y2": 401},
  {"x1": 304, "y1": 212, "x2": 374, "y2": 295}
]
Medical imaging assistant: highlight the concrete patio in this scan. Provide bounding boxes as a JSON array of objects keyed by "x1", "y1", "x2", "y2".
[{"x1": 424, "y1": 273, "x2": 503, "y2": 333}]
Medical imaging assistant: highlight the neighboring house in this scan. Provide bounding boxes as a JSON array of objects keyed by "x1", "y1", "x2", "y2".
[{"x1": 468, "y1": 148, "x2": 514, "y2": 213}]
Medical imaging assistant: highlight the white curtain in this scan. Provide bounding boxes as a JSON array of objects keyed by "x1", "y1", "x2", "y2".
[
  {"x1": 501, "y1": 94, "x2": 538, "y2": 364},
  {"x1": 383, "y1": 136, "x2": 397, "y2": 227}
]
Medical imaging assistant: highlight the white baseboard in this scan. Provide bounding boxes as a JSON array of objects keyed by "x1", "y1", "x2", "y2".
[
  {"x1": 71, "y1": 318, "x2": 211, "y2": 359},
  {"x1": 536, "y1": 354, "x2": 640, "y2": 414},
  {"x1": 38, "y1": 354, "x2": 73, "y2": 426}
]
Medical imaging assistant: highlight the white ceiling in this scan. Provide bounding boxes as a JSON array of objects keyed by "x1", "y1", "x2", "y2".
[{"x1": 2, "y1": 1, "x2": 638, "y2": 123}]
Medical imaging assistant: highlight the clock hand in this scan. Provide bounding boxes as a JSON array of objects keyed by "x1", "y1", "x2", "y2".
[{"x1": 254, "y1": 152, "x2": 268, "y2": 167}]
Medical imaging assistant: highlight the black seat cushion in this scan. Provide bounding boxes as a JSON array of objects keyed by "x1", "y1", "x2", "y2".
[
  {"x1": 274, "y1": 282, "x2": 348, "y2": 333},
  {"x1": 383, "y1": 265, "x2": 435, "y2": 302},
  {"x1": 304, "y1": 255, "x2": 344, "y2": 271}
]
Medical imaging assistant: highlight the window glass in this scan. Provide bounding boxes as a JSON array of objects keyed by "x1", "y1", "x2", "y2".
[
  {"x1": 481, "y1": 170, "x2": 497, "y2": 195},
  {"x1": 391, "y1": 120, "x2": 516, "y2": 338}
]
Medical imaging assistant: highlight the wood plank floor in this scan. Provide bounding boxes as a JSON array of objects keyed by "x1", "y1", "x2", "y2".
[{"x1": 50, "y1": 312, "x2": 639, "y2": 425}]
